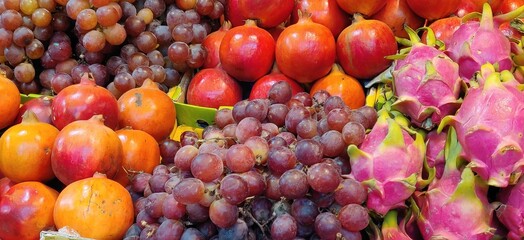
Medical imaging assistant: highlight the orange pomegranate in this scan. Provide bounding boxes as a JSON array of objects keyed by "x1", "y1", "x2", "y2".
[
  {"x1": 0, "y1": 181, "x2": 59, "y2": 240},
  {"x1": 310, "y1": 64, "x2": 366, "y2": 109},
  {"x1": 0, "y1": 111, "x2": 58, "y2": 183},
  {"x1": 114, "y1": 128, "x2": 161, "y2": 186},
  {"x1": 54, "y1": 173, "x2": 134, "y2": 240},
  {"x1": 118, "y1": 79, "x2": 176, "y2": 142},
  {"x1": 0, "y1": 72, "x2": 20, "y2": 130}
]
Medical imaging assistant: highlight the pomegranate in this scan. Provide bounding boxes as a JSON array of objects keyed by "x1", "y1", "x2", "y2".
[
  {"x1": 52, "y1": 73, "x2": 119, "y2": 130},
  {"x1": 337, "y1": 14, "x2": 398, "y2": 79},
  {"x1": 336, "y1": 0, "x2": 387, "y2": 16},
  {"x1": 186, "y1": 67, "x2": 243, "y2": 108},
  {"x1": 202, "y1": 21, "x2": 231, "y2": 69},
  {"x1": 406, "y1": 0, "x2": 461, "y2": 20},
  {"x1": 275, "y1": 12, "x2": 336, "y2": 83},
  {"x1": 291, "y1": 0, "x2": 351, "y2": 38},
  {"x1": 51, "y1": 115, "x2": 123, "y2": 185},
  {"x1": 422, "y1": 16, "x2": 462, "y2": 47},
  {"x1": 219, "y1": 20, "x2": 275, "y2": 82},
  {"x1": 224, "y1": 0, "x2": 247, "y2": 27},
  {"x1": 238, "y1": 0, "x2": 294, "y2": 28},
  {"x1": 249, "y1": 72, "x2": 305, "y2": 100},
  {"x1": 371, "y1": 0, "x2": 425, "y2": 38},
  {"x1": 15, "y1": 96, "x2": 53, "y2": 124}
]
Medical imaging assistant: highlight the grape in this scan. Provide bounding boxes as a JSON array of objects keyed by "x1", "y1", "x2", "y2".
[
  {"x1": 55, "y1": 58, "x2": 78, "y2": 74},
  {"x1": 181, "y1": 228, "x2": 206, "y2": 240},
  {"x1": 156, "y1": 219, "x2": 184, "y2": 239},
  {"x1": 164, "y1": 68, "x2": 181, "y2": 87},
  {"x1": 279, "y1": 169, "x2": 308, "y2": 199},
  {"x1": 290, "y1": 198, "x2": 319, "y2": 226},
  {"x1": 166, "y1": 8, "x2": 185, "y2": 28},
  {"x1": 218, "y1": 219, "x2": 248, "y2": 240},
  {"x1": 276, "y1": 131, "x2": 297, "y2": 147},
  {"x1": 239, "y1": 170, "x2": 266, "y2": 197},
  {"x1": 297, "y1": 223, "x2": 314, "y2": 238},
  {"x1": 314, "y1": 212, "x2": 341, "y2": 240},
  {"x1": 33, "y1": 25, "x2": 52, "y2": 41},
  {"x1": 168, "y1": 41, "x2": 190, "y2": 63},
  {"x1": 173, "y1": 178, "x2": 205, "y2": 204},
  {"x1": 65, "y1": 0, "x2": 90, "y2": 20},
  {"x1": 292, "y1": 92, "x2": 313, "y2": 107},
  {"x1": 173, "y1": 145, "x2": 199, "y2": 171},
  {"x1": 198, "y1": 182, "x2": 219, "y2": 207},
  {"x1": 235, "y1": 117, "x2": 262, "y2": 143},
  {"x1": 132, "y1": 66, "x2": 154, "y2": 86},
  {"x1": 140, "y1": 224, "x2": 159, "y2": 239},
  {"x1": 266, "y1": 103, "x2": 288, "y2": 127},
  {"x1": 128, "y1": 52, "x2": 150, "y2": 71},
  {"x1": 287, "y1": 98, "x2": 304, "y2": 109},
  {"x1": 159, "y1": 139, "x2": 180, "y2": 165},
  {"x1": 186, "y1": 203, "x2": 210, "y2": 223},
  {"x1": 327, "y1": 108, "x2": 351, "y2": 132},
  {"x1": 14, "y1": 62, "x2": 35, "y2": 83},
  {"x1": 0, "y1": 29, "x2": 13, "y2": 49},
  {"x1": 135, "y1": 31, "x2": 158, "y2": 53},
  {"x1": 232, "y1": 100, "x2": 248, "y2": 122},
  {"x1": 225, "y1": 144, "x2": 255, "y2": 173},
  {"x1": 136, "y1": 210, "x2": 157, "y2": 228},
  {"x1": 1, "y1": 10, "x2": 23, "y2": 31},
  {"x1": 219, "y1": 174, "x2": 249, "y2": 205},
  {"x1": 148, "y1": 50, "x2": 165, "y2": 65},
  {"x1": 125, "y1": 223, "x2": 142, "y2": 238},
  {"x1": 209, "y1": 198, "x2": 238, "y2": 228},
  {"x1": 191, "y1": 23, "x2": 207, "y2": 44},
  {"x1": 221, "y1": 123, "x2": 237, "y2": 146},
  {"x1": 195, "y1": 0, "x2": 213, "y2": 16},
  {"x1": 214, "y1": 108, "x2": 235, "y2": 129},
  {"x1": 82, "y1": 30, "x2": 106, "y2": 52},
  {"x1": 268, "y1": 80, "x2": 292, "y2": 104},
  {"x1": 334, "y1": 178, "x2": 367, "y2": 205},
  {"x1": 244, "y1": 99, "x2": 270, "y2": 122},
  {"x1": 38, "y1": 69, "x2": 54, "y2": 89},
  {"x1": 120, "y1": 1, "x2": 137, "y2": 18},
  {"x1": 347, "y1": 109, "x2": 368, "y2": 129},
  {"x1": 296, "y1": 118, "x2": 318, "y2": 139},
  {"x1": 338, "y1": 204, "x2": 370, "y2": 232},
  {"x1": 265, "y1": 174, "x2": 282, "y2": 200},
  {"x1": 162, "y1": 196, "x2": 186, "y2": 220},
  {"x1": 310, "y1": 190, "x2": 335, "y2": 208},
  {"x1": 52, "y1": 12, "x2": 71, "y2": 32},
  {"x1": 320, "y1": 130, "x2": 346, "y2": 157},
  {"x1": 355, "y1": 105, "x2": 378, "y2": 129},
  {"x1": 268, "y1": 146, "x2": 297, "y2": 176},
  {"x1": 295, "y1": 139, "x2": 323, "y2": 166},
  {"x1": 149, "y1": 173, "x2": 170, "y2": 193},
  {"x1": 270, "y1": 213, "x2": 298, "y2": 240},
  {"x1": 323, "y1": 96, "x2": 346, "y2": 114},
  {"x1": 285, "y1": 105, "x2": 311, "y2": 134},
  {"x1": 144, "y1": 192, "x2": 169, "y2": 218},
  {"x1": 342, "y1": 122, "x2": 366, "y2": 146},
  {"x1": 185, "y1": 9, "x2": 201, "y2": 24},
  {"x1": 76, "y1": 8, "x2": 97, "y2": 31},
  {"x1": 20, "y1": 81, "x2": 40, "y2": 94},
  {"x1": 191, "y1": 153, "x2": 224, "y2": 182},
  {"x1": 143, "y1": 0, "x2": 165, "y2": 18},
  {"x1": 4, "y1": 44, "x2": 25, "y2": 66},
  {"x1": 124, "y1": 15, "x2": 146, "y2": 37},
  {"x1": 243, "y1": 136, "x2": 269, "y2": 165},
  {"x1": 340, "y1": 229, "x2": 363, "y2": 240},
  {"x1": 31, "y1": 8, "x2": 52, "y2": 27},
  {"x1": 113, "y1": 72, "x2": 136, "y2": 93},
  {"x1": 103, "y1": 23, "x2": 127, "y2": 46},
  {"x1": 172, "y1": 23, "x2": 194, "y2": 43},
  {"x1": 307, "y1": 162, "x2": 341, "y2": 193},
  {"x1": 51, "y1": 72, "x2": 74, "y2": 93},
  {"x1": 197, "y1": 221, "x2": 218, "y2": 239},
  {"x1": 38, "y1": 0, "x2": 56, "y2": 11},
  {"x1": 312, "y1": 90, "x2": 330, "y2": 105},
  {"x1": 250, "y1": 196, "x2": 272, "y2": 224},
  {"x1": 186, "y1": 44, "x2": 206, "y2": 68},
  {"x1": 202, "y1": 127, "x2": 227, "y2": 148},
  {"x1": 209, "y1": 1, "x2": 224, "y2": 19},
  {"x1": 88, "y1": 63, "x2": 109, "y2": 86},
  {"x1": 152, "y1": 25, "x2": 172, "y2": 46}
]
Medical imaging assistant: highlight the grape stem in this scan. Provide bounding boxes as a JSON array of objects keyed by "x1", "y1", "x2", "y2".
[{"x1": 240, "y1": 206, "x2": 268, "y2": 237}]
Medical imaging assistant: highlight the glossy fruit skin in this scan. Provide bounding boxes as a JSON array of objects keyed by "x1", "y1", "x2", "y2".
[
  {"x1": 51, "y1": 115, "x2": 123, "y2": 185},
  {"x1": 202, "y1": 21, "x2": 231, "y2": 69},
  {"x1": 224, "y1": 0, "x2": 246, "y2": 27},
  {"x1": 337, "y1": 17, "x2": 398, "y2": 80},
  {"x1": 422, "y1": 16, "x2": 462, "y2": 46},
  {"x1": 371, "y1": 0, "x2": 425, "y2": 38},
  {"x1": 291, "y1": 0, "x2": 351, "y2": 38},
  {"x1": 113, "y1": 128, "x2": 161, "y2": 186},
  {"x1": 238, "y1": 0, "x2": 295, "y2": 28},
  {"x1": 406, "y1": 0, "x2": 461, "y2": 20},
  {"x1": 0, "y1": 75, "x2": 20, "y2": 130},
  {"x1": 51, "y1": 73, "x2": 119, "y2": 130},
  {"x1": 249, "y1": 73, "x2": 305, "y2": 100},
  {"x1": 0, "y1": 112, "x2": 58, "y2": 183},
  {"x1": 186, "y1": 67, "x2": 243, "y2": 108},
  {"x1": 117, "y1": 79, "x2": 176, "y2": 142},
  {"x1": 219, "y1": 20, "x2": 275, "y2": 82},
  {"x1": 0, "y1": 178, "x2": 14, "y2": 197},
  {"x1": 310, "y1": 64, "x2": 365, "y2": 109},
  {"x1": 15, "y1": 96, "x2": 53, "y2": 124},
  {"x1": 276, "y1": 14, "x2": 336, "y2": 83},
  {"x1": 0, "y1": 181, "x2": 59, "y2": 240},
  {"x1": 336, "y1": 0, "x2": 387, "y2": 16},
  {"x1": 495, "y1": 0, "x2": 524, "y2": 14},
  {"x1": 54, "y1": 173, "x2": 134, "y2": 240}
]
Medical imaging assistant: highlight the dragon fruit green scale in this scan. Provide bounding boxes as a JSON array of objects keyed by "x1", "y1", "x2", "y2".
[
  {"x1": 438, "y1": 64, "x2": 524, "y2": 187},
  {"x1": 392, "y1": 27, "x2": 462, "y2": 130},
  {"x1": 348, "y1": 110, "x2": 425, "y2": 216}
]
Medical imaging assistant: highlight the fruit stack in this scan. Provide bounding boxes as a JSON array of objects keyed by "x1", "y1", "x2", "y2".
[{"x1": 2, "y1": 0, "x2": 524, "y2": 240}]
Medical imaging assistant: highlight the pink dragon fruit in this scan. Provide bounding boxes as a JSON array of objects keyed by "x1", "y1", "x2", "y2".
[
  {"x1": 446, "y1": 3, "x2": 524, "y2": 80},
  {"x1": 381, "y1": 210, "x2": 413, "y2": 240},
  {"x1": 425, "y1": 129, "x2": 447, "y2": 179},
  {"x1": 348, "y1": 110, "x2": 425, "y2": 216},
  {"x1": 438, "y1": 63, "x2": 524, "y2": 187},
  {"x1": 414, "y1": 128, "x2": 495, "y2": 239},
  {"x1": 495, "y1": 176, "x2": 524, "y2": 240},
  {"x1": 392, "y1": 26, "x2": 462, "y2": 130}
]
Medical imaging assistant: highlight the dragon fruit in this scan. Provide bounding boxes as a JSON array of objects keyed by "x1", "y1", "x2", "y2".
[
  {"x1": 392, "y1": 26, "x2": 462, "y2": 130},
  {"x1": 425, "y1": 129, "x2": 447, "y2": 179},
  {"x1": 347, "y1": 110, "x2": 425, "y2": 216},
  {"x1": 414, "y1": 128, "x2": 495, "y2": 239},
  {"x1": 438, "y1": 63, "x2": 524, "y2": 187},
  {"x1": 381, "y1": 210, "x2": 413, "y2": 240},
  {"x1": 446, "y1": 3, "x2": 524, "y2": 80},
  {"x1": 495, "y1": 176, "x2": 524, "y2": 240}
]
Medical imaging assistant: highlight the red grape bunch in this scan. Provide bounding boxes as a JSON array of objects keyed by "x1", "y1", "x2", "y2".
[{"x1": 124, "y1": 81, "x2": 378, "y2": 239}]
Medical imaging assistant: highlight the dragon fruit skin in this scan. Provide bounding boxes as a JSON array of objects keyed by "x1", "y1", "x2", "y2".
[
  {"x1": 425, "y1": 129, "x2": 447, "y2": 179},
  {"x1": 414, "y1": 129, "x2": 495, "y2": 239},
  {"x1": 392, "y1": 31, "x2": 462, "y2": 130},
  {"x1": 348, "y1": 110, "x2": 425, "y2": 216},
  {"x1": 382, "y1": 210, "x2": 415, "y2": 240},
  {"x1": 496, "y1": 176, "x2": 524, "y2": 240},
  {"x1": 446, "y1": 3, "x2": 513, "y2": 80},
  {"x1": 438, "y1": 64, "x2": 524, "y2": 187}
]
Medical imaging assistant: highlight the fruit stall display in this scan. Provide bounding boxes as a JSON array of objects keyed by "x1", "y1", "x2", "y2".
[{"x1": 2, "y1": 0, "x2": 524, "y2": 239}]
